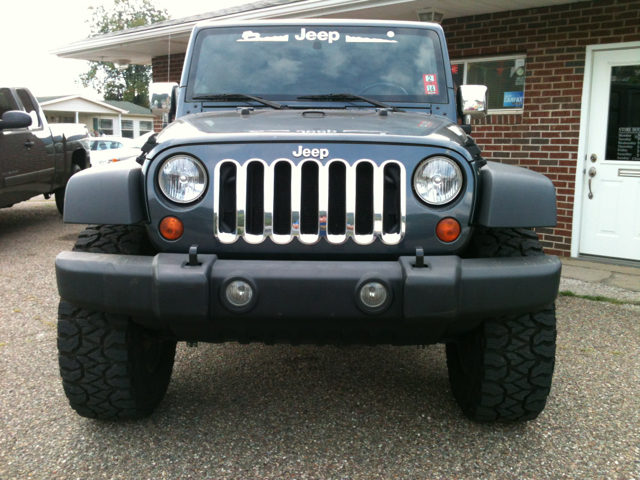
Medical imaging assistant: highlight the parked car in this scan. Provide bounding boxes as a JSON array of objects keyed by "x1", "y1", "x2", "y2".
[
  {"x1": 56, "y1": 20, "x2": 560, "y2": 422},
  {"x1": 88, "y1": 136, "x2": 132, "y2": 166},
  {"x1": 113, "y1": 131, "x2": 155, "y2": 162},
  {"x1": 88, "y1": 132, "x2": 155, "y2": 165},
  {"x1": 0, "y1": 87, "x2": 90, "y2": 213}
]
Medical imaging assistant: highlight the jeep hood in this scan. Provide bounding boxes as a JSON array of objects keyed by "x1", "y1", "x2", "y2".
[{"x1": 152, "y1": 109, "x2": 470, "y2": 153}]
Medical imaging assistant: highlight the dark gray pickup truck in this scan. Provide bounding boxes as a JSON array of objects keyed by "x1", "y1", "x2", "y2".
[
  {"x1": 0, "y1": 87, "x2": 90, "y2": 213},
  {"x1": 56, "y1": 20, "x2": 561, "y2": 422}
]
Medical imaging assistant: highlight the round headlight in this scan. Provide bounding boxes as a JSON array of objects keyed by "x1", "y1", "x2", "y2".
[
  {"x1": 158, "y1": 155, "x2": 207, "y2": 204},
  {"x1": 413, "y1": 157, "x2": 462, "y2": 206}
]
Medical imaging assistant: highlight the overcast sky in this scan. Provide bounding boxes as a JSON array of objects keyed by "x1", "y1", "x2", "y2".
[{"x1": 0, "y1": 0, "x2": 254, "y2": 99}]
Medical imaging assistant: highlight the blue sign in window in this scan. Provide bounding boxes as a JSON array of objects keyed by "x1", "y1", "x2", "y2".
[{"x1": 503, "y1": 91, "x2": 524, "y2": 108}]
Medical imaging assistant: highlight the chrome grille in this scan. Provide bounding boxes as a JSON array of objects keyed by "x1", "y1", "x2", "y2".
[{"x1": 213, "y1": 158, "x2": 406, "y2": 245}]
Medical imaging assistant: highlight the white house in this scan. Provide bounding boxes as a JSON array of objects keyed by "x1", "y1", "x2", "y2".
[{"x1": 37, "y1": 95, "x2": 154, "y2": 138}]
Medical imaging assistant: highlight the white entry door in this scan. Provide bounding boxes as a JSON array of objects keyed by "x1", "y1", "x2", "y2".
[{"x1": 579, "y1": 46, "x2": 640, "y2": 261}]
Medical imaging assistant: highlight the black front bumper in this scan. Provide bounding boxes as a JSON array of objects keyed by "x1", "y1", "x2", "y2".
[{"x1": 55, "y1": 252, "x2": 561, "y2": 345}]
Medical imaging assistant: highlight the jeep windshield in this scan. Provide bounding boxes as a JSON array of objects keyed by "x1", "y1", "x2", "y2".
[{"x1": 186, "y1": 25, "x2": 449, "y2": 105}]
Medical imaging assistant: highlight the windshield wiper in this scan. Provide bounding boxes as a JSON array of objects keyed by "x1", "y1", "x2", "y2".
[
  {"x1": 192, "y1": 93, "x2": 286, "y2": 110},
  {"x1": 297, "y1": 93, "x2": 405, "y2": 112}
]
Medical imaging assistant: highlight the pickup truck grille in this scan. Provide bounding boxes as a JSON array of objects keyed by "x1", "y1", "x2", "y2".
[{"x1": 213, "y1": 159, "x2": 406, "y2": 245}]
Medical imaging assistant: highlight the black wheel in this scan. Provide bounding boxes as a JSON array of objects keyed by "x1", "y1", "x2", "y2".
[
  {"x1": 446, "y1": 227, "x2": 557, "y2": 422},
  {"x1": 57, "y1": 225, "x2": 176, "y2": 420},
  {"x1": 55, "y1": 164, "x2": 81, "y2": 215}
]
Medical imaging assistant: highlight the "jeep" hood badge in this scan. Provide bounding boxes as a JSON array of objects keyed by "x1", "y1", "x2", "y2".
[{"x1": 292, "y1": 146, "x2": 329, "y2": 159}]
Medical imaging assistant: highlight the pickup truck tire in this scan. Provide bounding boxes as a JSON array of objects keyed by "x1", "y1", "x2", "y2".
[
  {"x1": 446, "y1": 227, "x2": 556, "y2": 422},
  {"x1": 54, "y1": 164, "x2": 81, "y2": 215},
  {"x1": 57, "y1": 225, "x2": 176, "y2": 419}
]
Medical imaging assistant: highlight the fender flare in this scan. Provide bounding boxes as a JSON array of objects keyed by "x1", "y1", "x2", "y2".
[
  {"x1": 475, "y1": 161, "x2": 557, "y2": 228},
  {"x1": 63, "y1": 162, "x2": 146, "y2": 225}
]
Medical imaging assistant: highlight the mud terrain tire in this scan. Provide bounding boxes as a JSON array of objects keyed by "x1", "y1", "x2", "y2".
[
  {"x1": 446, "y1": 227, "x2": 557, "y2": 422},
  {"x1": 57, "y1": 225, "x2": 176, "y2": 419}
]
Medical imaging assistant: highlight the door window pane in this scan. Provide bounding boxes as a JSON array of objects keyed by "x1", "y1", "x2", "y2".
[
  {"x1": 16, "y1": 89, "x2": 41, "y2": 128},
  {"x1": 606, "y1": 65, "x2": 640, "y2": 161},
  {"x1": 0, "y1": 88, "x2": 18, "y2": 117}
]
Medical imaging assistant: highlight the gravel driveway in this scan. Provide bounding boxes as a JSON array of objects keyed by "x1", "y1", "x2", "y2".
[{"x1": 1, "y1": 199, "x2": 639, "y2": 480}]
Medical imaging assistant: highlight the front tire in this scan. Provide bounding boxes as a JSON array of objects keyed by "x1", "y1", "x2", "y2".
[
  {"x1": 446, "y1": 227, "x2": 557, "y2": 422},
  {"x1": 58, "y1": 302, "x2": 176, "y2": 420},
  {"x1": 57, "y1": 224, "x2": 176, "y2": 419},
  {"x1": 55, "y1": 164, "x2": 81, "y2": 215}
]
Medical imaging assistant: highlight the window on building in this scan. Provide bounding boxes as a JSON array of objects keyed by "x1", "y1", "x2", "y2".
[
  {"x1": 99, "y1": 118, "x2": 113, "y2": 135},
  {"x1": 140, "y1": 121, "x2": 153, "y2": 135},
  {"x1": 452, "y1": 55, "x2": 526, "y2": 113},
  {"x1": 122, "y1": 120, "x2": 134, "y2": 138}
]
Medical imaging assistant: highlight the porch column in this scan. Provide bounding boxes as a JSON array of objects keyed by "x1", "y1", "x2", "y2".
[
  {"x1": 75, "y1": 111, "x2": 79, "y2": 123},
  {"x1": 118, "y1": 114, "x2": 122, "y2": 136}
]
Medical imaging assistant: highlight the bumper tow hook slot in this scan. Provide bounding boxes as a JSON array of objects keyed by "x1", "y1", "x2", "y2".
[
  {"x1": 415, "y1": 247, "x2": 425, "y2": 268},
  {"x1": 188, "y1": 245, "x2": 201, "y2": 266}
]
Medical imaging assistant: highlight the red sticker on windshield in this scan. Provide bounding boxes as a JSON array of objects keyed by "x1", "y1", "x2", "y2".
[{"x1": 423, "y1": 74, "x2": 439, "y2": 95}]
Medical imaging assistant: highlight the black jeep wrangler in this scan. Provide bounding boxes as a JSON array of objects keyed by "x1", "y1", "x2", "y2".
[{"x1": 56, "y1": 20, "x2": 560, "y2": 422}]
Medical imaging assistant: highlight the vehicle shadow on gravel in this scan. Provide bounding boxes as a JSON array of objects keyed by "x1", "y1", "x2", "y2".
[
  {"x1": 76, "y1": 343, "x2": 533, "y2": 444},
  {"x1": 0, "y1": 203, "x2": 62, "y2": 238}
]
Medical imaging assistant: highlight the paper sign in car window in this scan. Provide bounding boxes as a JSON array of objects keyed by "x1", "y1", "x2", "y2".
[
  {"x1": 423, "y1": 74, "x2": 439, "y2": 95},
  {"x1": 238, "y1": 31, "x2": 289, "y2": 42}
]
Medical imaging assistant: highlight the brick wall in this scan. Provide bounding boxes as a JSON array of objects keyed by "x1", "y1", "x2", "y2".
[
  {"x1": 151, "y1": 53, "x2": 185, "y2": 131},
  {"x1": 442, "y1": 0, "x2": 640, "y2": 256}
]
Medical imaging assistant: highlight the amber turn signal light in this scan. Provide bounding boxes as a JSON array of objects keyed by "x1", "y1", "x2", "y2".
[
  {"x1": 436, "y1": 218, "x2": 461, "y2": 243},
  {"x1": 159, "y1": 216, "x2": 184, "y2": 240}
]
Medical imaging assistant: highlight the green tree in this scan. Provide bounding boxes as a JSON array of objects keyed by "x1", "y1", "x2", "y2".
[{"x1": 79, "y1": 0, "x2": 169, "y2": 107}]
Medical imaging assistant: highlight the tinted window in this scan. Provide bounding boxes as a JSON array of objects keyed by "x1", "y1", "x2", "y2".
[
  {"x1": 187, "y1": 26, "x2": 448, "y2": 104},
  {"x1": 16, "y1": 89, "x2": 41, "y2": 127},
  {"x1": 0, "y1": 88, "x2": 19, "y2": 117}
]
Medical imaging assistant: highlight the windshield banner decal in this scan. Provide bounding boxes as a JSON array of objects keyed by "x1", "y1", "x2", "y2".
[
  {"x1": 345, "y1": 34, "x2": 398, "y2": 43},
  {"x1": 238, "y1": 31, "x2": 289, "y2": 42}
]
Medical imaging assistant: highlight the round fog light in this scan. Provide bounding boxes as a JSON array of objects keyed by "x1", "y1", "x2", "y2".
[
  {"x1": 359, "y1": 282, "x2": 387, "y2": 308},
  {"x1": 225, "y1": 280, "x2": 253, "y2": 307}
]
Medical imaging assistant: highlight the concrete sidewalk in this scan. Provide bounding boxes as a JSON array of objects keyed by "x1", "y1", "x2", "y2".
[{"x1": 560, "y1": 257, "x2": 640, "y2": 303}]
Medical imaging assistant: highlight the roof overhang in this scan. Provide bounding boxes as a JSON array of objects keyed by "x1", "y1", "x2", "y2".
[{"x1": 52, "y1": 0, "x2": 579, "y2": 65}]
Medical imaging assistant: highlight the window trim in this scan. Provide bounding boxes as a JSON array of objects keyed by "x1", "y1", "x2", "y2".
[{"x1": 452, "y1": 54, "x2": 526, "y2": 115}]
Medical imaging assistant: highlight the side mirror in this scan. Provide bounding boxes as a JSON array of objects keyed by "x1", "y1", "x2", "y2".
[
  {"x1": 457, "y1": 85, "x2": 488, "y2": 125},
  {"x1": 150, "y1": 82, "x2": 179, "y2": 124},
  {"x1": 0, "y1": 110, "x2": 32, "y2": 130}
]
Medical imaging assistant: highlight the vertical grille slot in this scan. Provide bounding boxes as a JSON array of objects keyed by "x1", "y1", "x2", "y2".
[
  {"x1": 300, "y1": 162, "x2": 319, "y2": 234},
  {"x1": 245, "y1": 162, "x2": 264, "y2": 235},
  {"x1": 273, "y1": 161, "x2": 292, "y2": 235},
  {"x1": 383, "y1": 163, "x2": 401, "y2": 234},
  {"x1": 218, "y1": 162, "x2": 236, "y2": 233},
  {"x1": 328, "y1": 162, "x2": 346, "y2": 235},
  {"x1": 355, "y1": 162, "x2": 374, "y2": 235}
]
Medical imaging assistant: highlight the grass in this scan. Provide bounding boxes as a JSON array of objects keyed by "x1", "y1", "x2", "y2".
[{"x1": 559, "y1": 290, "x2": 640, "y2": 306}]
